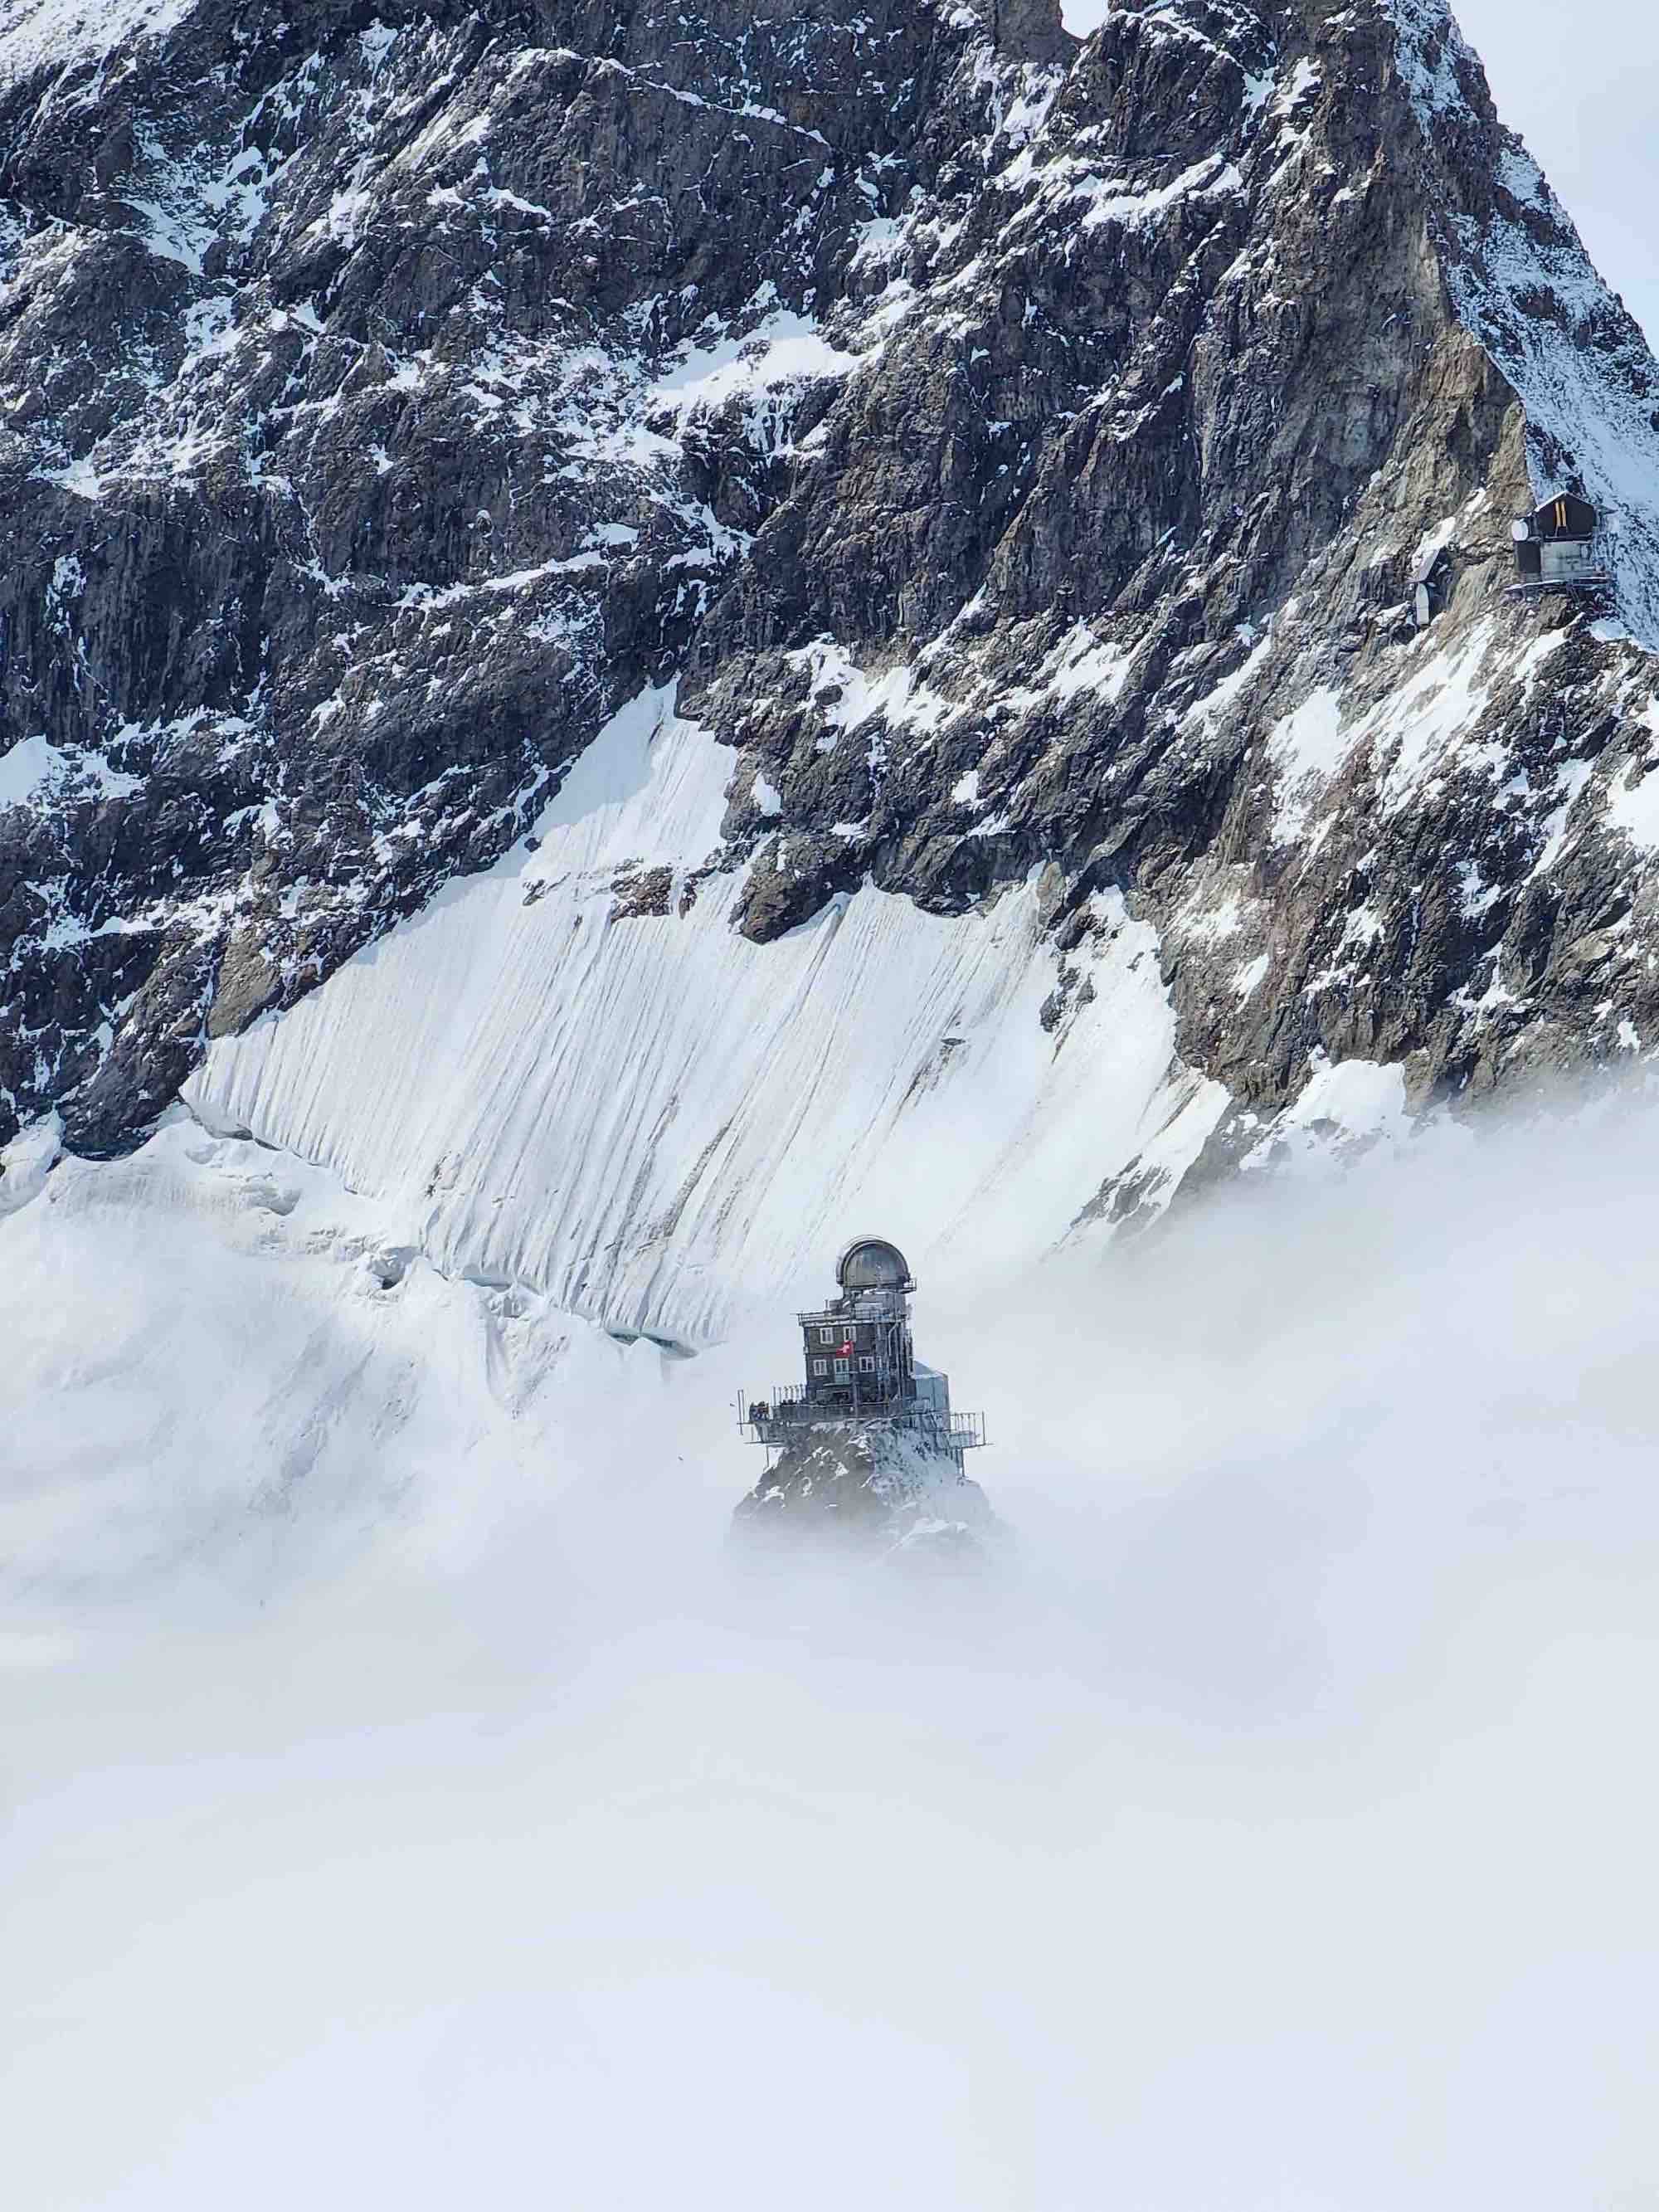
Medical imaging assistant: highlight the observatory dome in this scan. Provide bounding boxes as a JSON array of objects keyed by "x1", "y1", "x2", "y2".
[{"x1": 836, "y1": 1238, "x2": 913, "y2": 1293}]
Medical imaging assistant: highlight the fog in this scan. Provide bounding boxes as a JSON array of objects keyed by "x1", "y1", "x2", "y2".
[{"x1": 7, "y1": 1103, "x2": 1659, "y2": 2209}]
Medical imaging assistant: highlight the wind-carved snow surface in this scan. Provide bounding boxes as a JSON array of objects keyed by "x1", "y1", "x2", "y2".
[{"x1": 189, "y1": 689, "x2": 1195, "y2": 1347}]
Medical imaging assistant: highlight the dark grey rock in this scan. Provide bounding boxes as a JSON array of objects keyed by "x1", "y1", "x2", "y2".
[
  {"x1": 732, "y1": 1420, "x2": 1006, "y2": 1567},
  {"x1": 2, "y1": 0, "x2": 1659, "y2": 1188}
]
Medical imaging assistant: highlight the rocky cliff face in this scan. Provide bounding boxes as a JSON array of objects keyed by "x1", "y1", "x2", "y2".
[
  {"x1": 4, "y1": 0, "x2": 1659, "y2": 1240},
  {"x1": 732, "y1": 1420, "x2": 1005, "y2": 1567}
]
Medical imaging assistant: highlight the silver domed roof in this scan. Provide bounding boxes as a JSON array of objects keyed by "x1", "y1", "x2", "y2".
[{"x1": 835, "y1": 1237, "x2": 913, "y2": 1293}]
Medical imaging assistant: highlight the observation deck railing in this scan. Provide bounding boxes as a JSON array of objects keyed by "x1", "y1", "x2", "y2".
[{"x1": 737, "y1": 1382, "x2": 985, "y2": 1452}]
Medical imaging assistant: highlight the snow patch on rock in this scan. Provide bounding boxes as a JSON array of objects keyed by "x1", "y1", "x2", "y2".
[{"x1": 0, "y1": 0, "x2": 194, "y2": 85}]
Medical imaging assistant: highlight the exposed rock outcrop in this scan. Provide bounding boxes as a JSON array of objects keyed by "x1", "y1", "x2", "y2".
[
  {"x1": 732, "y1": 1423, "x2": 1005, "y2": 1569},
  {"x1": 3, "y1": 0, "x2": 1659, "y2": 1224}
]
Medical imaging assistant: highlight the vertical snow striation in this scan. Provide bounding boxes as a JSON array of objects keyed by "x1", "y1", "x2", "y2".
[{"x1": 187, "y1": 686, "x2": 1196, "y2": 1345}]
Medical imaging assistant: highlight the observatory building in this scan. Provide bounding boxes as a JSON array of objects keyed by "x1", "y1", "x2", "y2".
[
  {"x1": 741, "y1": 1237, "x2": 985, "y2": 1473},
  {"x1": 1510, "y1": 495, "x2": 1614, "y2": 597}
]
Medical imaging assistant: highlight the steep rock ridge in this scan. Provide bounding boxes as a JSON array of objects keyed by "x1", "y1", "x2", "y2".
[
  {"x1": 2, "y1": 0, "x2": 1659, "y2": 1295},
  {"x1": 1391, "y1": 0, "x2": 1659, "y2": 646},
  {"x1": 693, "y1": 0, "x2": 1659, "y2": 1162}
]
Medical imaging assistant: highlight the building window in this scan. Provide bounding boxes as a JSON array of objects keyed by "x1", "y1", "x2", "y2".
[
  {"x1": 818, "y1": 1327, "x2": 835, "y2": 1345},
  {"x1": 810, "y1": 1358, "x2": 828, "y2": 1377},
  {"x1": 834, "y1": 1357, "x2": 850, "y2": 1381},
  {"x1": 859, "y1": 1355, "x2": 876, "y2": 1374}
]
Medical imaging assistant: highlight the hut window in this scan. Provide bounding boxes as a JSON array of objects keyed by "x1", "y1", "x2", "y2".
[
  {"x1": 834, "y1": 1357, "x2": 850, "y2": 1381},
  {"x1": 811, "y1": 1358, "x2": 828, "y2": 1377},
  {"x1": 859, "y1": 1355, "x2": 876, "y2": 1374},
  {"x1": 818, "y1": 1327, "x2": 835, "y2": 1344}
]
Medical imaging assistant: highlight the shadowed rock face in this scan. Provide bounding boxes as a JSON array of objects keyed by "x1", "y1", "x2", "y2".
[
  {"x1": 4, "y1": 1, "x2": 1659, "y2": 1176},
  {"x1": 732, "y1": 1423, "x2": 1005, "y2": 1567}
]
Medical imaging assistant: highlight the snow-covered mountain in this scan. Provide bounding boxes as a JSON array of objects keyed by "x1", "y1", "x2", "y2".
[
  {"x1": 6, "y1": 0, "x2": 1659, "y2": 1340},
  {"x1": 10, "y1": 12, "x2": 1659, "y2": 2195}
]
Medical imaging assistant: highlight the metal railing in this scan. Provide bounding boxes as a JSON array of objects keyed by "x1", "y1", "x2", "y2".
[
  {"x1": 796, "y1": 1302, "x2": 906, "y2": 1328},
  {"x1": 737, "y1": 1384, "x2": 985, "y2": 1451}
]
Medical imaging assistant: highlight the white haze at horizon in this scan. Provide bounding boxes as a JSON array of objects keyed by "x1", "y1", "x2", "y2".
[
  {"x1": 4, "y1": 1104, "x2": 1659, "y2": 2208},
  {"x1": 1062, "y1": 0, "x2": 1659, "y2": 349}
]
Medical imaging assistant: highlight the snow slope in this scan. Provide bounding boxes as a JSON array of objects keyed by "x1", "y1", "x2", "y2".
[
  {"x1": 189, "y1": 687, "x2": 1209, "y2": 1345},
  {"x1": 0, "y1": 1111, "x2": 727, "y2": 1606}
]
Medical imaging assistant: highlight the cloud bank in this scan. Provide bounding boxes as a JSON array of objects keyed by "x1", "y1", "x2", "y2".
[{"x1": 5, "y1": 1099, "x2": 1659, "y2": 2208}]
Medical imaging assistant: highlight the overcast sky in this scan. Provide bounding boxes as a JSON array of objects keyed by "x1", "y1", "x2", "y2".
[{"x1": 1059, "y1": 0, "x2": 1659, "y2": 346}]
